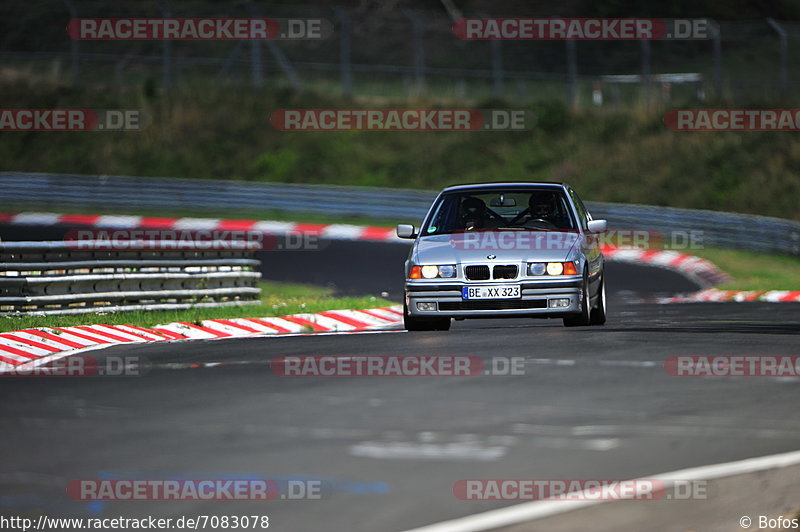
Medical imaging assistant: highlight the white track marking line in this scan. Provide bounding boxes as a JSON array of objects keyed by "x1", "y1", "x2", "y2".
[
  {"x1": 350, "y1": 441, "x2": 507, "y2": 461},
  {"x1": 400, "y1": 449, "x2": 800, "y2": 532}
]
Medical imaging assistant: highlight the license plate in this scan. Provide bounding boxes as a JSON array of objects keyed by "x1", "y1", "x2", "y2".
[{"x1": 462, "y1": 285, "x2": 521, "y2": 299}]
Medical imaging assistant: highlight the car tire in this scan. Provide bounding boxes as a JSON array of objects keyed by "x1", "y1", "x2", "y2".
[
  {"x1": 563, "y1": 272, "x2": 591, "y2": 327},
  {"x1": 589, "y1": 276, "x2": 607, "y2": 326},
  {"x1": 404, "y1": 301, "x2": 451, "y2": 331}
]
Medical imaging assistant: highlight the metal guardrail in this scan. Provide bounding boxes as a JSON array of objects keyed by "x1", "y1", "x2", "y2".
[
  {"x1": 1, "y1": 172, "x2": 798, "y2": 256},
  {"x1": 586, "y1": 202, "x2": 800, "y2": 256},
  {"x1": 0, "y1": 240, "x2": 261, "y2": 315},
  {"x1": 0, "y1": 172, "x2": 436, "y2": 220}
]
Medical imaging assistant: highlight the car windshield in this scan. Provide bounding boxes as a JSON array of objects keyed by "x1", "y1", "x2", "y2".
[{"x1": 422, "y1": 188, "x2": 576, "y2": 236}]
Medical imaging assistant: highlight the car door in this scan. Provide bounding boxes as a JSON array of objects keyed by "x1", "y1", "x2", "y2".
[{"x1": 567, "y1": 187, "x2": 603, "y2": 295}]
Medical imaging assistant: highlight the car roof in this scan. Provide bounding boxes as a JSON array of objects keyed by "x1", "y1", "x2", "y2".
[{"x1": 441, "y1": 181, "x2": 569, "y2": 193}]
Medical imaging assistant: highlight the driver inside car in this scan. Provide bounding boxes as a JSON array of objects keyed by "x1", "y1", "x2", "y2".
[
  {"x1": 525, "y1": 192, "x2": 560, "y2": 226},
  {"x1": 460, "y1": 197, "x2": 487, "y2": 230}
]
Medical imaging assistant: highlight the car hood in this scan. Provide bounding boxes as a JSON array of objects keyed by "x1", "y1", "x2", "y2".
[{"x1": 412, "y1": 231, "x2": 580, "y2": 264}]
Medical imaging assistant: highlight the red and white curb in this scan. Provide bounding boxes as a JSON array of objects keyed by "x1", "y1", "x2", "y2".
[
  {"x1": 0, "y1": 306, "x2": 403, "y2": 373},
  {"x1": 658, "y1": 288, "x2": 800, "y2": 303},
  {"x1": 0, "y1": 211, "x2": 403, "y2": 243}
]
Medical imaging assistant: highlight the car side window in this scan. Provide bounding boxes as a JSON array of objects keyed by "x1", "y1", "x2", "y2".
[{"x1": 568, "y1": 188, "x2": 588, "y2": 230}]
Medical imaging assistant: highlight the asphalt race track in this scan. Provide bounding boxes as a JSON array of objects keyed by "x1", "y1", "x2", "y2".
[{"x1": 1, "y1": 231, "x2": 799, "y2": 531}]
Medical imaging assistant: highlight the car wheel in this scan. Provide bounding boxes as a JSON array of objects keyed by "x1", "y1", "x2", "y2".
[
  {"x1": 563, "y1": 272, "x2": 591, "y2": 327},
  {"x1": 404, "y1": 301, "x2": 451, "y2": 331},
  {"x1": 589, "y1": 276, "x2": 607, "y2": 326}
]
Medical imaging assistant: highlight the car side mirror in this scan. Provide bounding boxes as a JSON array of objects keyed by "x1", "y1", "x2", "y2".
[
  {"x1": 396, "y1": 224, "x2": 417, "y2": 239},
  {"x1": 587, "y1": 219, "x2": 607, "y2": 233}
]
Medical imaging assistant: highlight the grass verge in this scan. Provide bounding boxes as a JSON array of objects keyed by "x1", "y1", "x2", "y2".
[
  {"x1": 686, "y1": 247, "x2": 800, "y2": 292},
  {"x1": 0, "y1": 281, "x2": 396, "y2": 334}
]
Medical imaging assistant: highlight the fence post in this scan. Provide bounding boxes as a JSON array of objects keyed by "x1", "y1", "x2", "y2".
[
  {"x1": 156, "y1": 0, "x2": 173, "y2": 88},
  {"x1": 404, "y1": 10, "x2": 426, "y2": 96},
  {"x1": 491, "y1": 35, "x2": 504, "y2": 98},
  {"x1": 61, "y1": 0, "x2": 80, "y2": 85},
  {"x1": 709, "y1": 21, "x2": 722, "y2": 98},
  {"x1": 566, "y1": 40, "x2": 577, "y2": 108},
  {"x1": 246, "y1": 2, "x2": 264, "y2": 88},
  {"x1": 215, "y1": 41, "x2": 245, "y2": 84},
  {"x1": 766, "y1": 18, "x2": 789, "y2": 92},
  {"x1": 266, "y1": 40, "x2": 301, "y2": 90},
  {"x1": 478, "y1": 12, "x2": 503, "y2": 99},
  {"x1": 334, "y1": 7, "x2": 354, "y2": 98},
  {"x1": 640, "y1": 39, "x2": 651, "y2": 107}
]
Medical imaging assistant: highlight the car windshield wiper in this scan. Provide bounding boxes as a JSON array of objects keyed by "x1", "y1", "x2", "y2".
[{"x1": 494, "y1": 226, "x2": 546, "y2": 231}]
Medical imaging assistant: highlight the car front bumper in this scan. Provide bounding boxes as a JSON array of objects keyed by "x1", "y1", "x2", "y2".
[{"x1": 405, "y1": 278, "x2": 583, "y2": 318}]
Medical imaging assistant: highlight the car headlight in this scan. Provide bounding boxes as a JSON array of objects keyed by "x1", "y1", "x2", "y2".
[
  {"x1": 528, "y1": 262, "x2": 546, "y2": 275},
  {"x1": 528, "y1": 262, "x2": 578, "y2": 276},
  {"x1": 546, "y1": 262, "x2": 564, "y2": 275},
  {"x1": 410, "y1": 265, "x2": 457, "y2": 279}
]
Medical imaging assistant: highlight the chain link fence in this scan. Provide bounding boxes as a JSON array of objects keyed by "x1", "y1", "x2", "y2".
[{"x1": 3, "y1": 1, "x2": 800, "y2": 105}]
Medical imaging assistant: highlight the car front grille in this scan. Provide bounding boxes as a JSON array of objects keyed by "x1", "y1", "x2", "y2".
[
  {"x1": 493, "y1": 265, "x2": 518, "y2": 279},
  {"x1": 464, "y1": 265, "x2": 490, "y2": 280},
  {"x1": 439, "y1": 299, "x2": 547, "y2": 311}
]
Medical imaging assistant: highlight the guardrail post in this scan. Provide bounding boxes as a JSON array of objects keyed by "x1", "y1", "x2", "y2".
[{"x1": 61, "y1": 0, "x2": 80, "y2": 85}]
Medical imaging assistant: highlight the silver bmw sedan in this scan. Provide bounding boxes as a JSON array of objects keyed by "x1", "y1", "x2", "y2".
[{"x1": 397, "y1": 182, "x2": 607, "y2": 330}]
